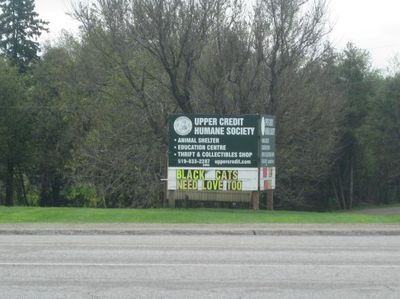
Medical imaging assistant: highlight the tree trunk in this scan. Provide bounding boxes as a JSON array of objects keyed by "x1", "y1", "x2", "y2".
[
  {"x1": 338, "y1": 170, "x2": 347, "y2": 209},
  {"x1": 349, "y1": 156, "x2": 354, "y2": 209},
  {"x1": 331, "y1": 178, "x2": 342, "y2": 209},
  {"x1": 5, "y1": 159, "x2": 14, "y2": 206},
  {"x1": 17, "y1": 168, "x2": 27, "y2": 206},
  {"x1": 51, "y1": 175, "x2": 62, "y2": 207},
  {"x1": 40, "y1": 173, "x2": 51, "y2": 207}
]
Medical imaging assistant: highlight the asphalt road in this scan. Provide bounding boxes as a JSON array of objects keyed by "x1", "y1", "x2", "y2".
[{"x1": 1, "y1": 235, "x2": 400, "y2": 298}]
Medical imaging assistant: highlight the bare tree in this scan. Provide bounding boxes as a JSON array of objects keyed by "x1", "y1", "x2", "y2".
[
  {"x1": 196, "y1": 0, "x2": 265, "y2": 114},
  {"x1": 72, "y1": 0, "x2": 345, "y2": 209},
  {"x1": 252, "y1": 0, "x2": 344, "y2": 208},
  {"x1": 254, "y1": 0, "x2": 329, "y2": 113},
  {"x1": 130, "y1": 0, "x2": 221, "y2": 113}
]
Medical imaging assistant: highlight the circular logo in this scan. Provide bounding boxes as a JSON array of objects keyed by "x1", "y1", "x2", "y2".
[{"x1": 173, "y1": 116, "x2": 193, "y2": 136}]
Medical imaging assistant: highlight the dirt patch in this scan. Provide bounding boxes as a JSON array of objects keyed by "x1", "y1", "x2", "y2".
[{"x1": 355, "y1": 207, "x2": 400, "y2": 215}]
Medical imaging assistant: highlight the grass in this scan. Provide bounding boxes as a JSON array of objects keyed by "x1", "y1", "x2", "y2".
[{"x1": 0, "y1": 206, "x2": 400, "y2": 224}]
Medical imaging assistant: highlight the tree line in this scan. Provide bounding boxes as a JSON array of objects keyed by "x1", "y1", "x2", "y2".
[{"x1": 0, "y1": 0, "x2": 399, "y2": 210}]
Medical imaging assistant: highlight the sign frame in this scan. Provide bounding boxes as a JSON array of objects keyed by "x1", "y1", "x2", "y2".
[{"x1": 167, "y1": 114, "x2": 275, "y2": 194}]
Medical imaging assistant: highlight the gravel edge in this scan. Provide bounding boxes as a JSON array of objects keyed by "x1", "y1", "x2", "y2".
[{"x1": 1, "y1": 224, "x2": 400, "y2": 236}]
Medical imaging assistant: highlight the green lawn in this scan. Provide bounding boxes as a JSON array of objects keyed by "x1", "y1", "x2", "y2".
[{"x1": 1, "y1": 207, "x2": 400, "y2": 224}]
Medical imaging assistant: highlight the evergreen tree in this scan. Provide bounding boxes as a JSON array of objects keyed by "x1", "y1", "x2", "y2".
[
  {"x1": 0, "y1": 0, "x2": 47, "y2": 205},
  {"x1": 0, "y1": 58, "x2": 29, "y2": 206},
  {"x1": 0, "y1": 0, "x2": 48, "y2": 72}
]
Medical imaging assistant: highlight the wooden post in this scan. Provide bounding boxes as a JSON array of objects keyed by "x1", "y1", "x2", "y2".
[
  {"x1": 168, "y1": 190, "x2": 175, "y2": 208},
  {"x1": 266, "y1": 190, "x2": 274, "y2": 210},
  {"x1": 251, "y1": 191, "x2": 259, "y2": 210}
]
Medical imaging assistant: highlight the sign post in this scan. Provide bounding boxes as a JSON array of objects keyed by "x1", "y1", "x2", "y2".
[{"x1": 259, "y1": 115, "x2": 276, "y2": 210}]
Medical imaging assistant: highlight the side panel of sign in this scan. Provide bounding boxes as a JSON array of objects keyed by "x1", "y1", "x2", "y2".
[
  {"x1": 168, "y1": 167, "x2": 258, "y2": 191},
  {"x1": 259, "y1": 115, "x2": 275, "y2": 190},
  {"x1": 259, "y1": 115, "x2": 275, "y2": 167}
]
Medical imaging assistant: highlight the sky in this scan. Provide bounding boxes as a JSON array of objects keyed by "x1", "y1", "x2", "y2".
[{"x1": 35, "y1": 0, "x2": 400, "y2": 71}]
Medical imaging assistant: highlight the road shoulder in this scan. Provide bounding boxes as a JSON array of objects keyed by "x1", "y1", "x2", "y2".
[{"x1": 1, "y1": 223, "x2": 400, "y2": 236}]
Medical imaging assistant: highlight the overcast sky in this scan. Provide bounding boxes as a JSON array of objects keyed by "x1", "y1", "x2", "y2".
[{"x1": 35, "y1": 0, "x2": 400, "y2": 71}]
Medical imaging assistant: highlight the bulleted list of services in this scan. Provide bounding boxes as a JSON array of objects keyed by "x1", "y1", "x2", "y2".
[{"x1": 169, "y1": 115, "x2": 259, "y2": 168}]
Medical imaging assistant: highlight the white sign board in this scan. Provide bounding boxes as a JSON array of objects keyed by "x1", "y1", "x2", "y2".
[{"x1": 168, "y1": 167, "x2": 258, "y2": 191}]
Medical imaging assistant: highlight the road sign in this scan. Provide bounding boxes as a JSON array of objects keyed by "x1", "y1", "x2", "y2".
[{"x1": 168, "y1": 114, "x2": 275, "y2": 191}]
